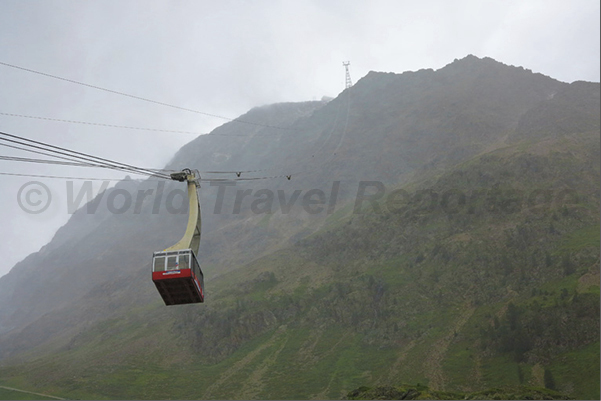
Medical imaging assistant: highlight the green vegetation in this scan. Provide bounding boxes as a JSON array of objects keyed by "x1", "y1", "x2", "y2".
[
  {"x1": 1, "y1": 130, "x2": 597, "y2": 400},
  {"x1": 559, "y1": 224, "x2": 600, "y2": 252},
  {"x1": 346, "y1": 383, "x2": 573, "y2": 400},
  {"x1": 0, "y1": 58, "x2": 598, "y2": 400},
  {"x1": 0, "y1": 385, "x2": 60, "y2": 400}
]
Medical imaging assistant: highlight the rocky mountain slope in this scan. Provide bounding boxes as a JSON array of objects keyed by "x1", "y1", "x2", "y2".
[{"x1": 0, "y1": 56, "x2": 598, "y2": 400}]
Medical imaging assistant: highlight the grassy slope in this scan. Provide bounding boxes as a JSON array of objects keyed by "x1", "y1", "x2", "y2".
[
  {"x1": 0, "y1": 386, "x2": 59, "y2": 400},
  {"x1": 345, "y1": 383, "x2": 573, "y2": 400},
  {"x1": 0, "y1": 133, "x2": 598, "y2": 400}
]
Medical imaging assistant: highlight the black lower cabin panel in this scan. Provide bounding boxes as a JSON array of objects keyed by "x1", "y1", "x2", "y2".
[{"x1": 154, "y1": 277, "x2": 203, "y2": 305}]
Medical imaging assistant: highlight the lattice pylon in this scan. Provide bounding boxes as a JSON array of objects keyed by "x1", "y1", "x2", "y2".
[{"x1": 343, "y1": 61, "x2": 352, "y2": 88}]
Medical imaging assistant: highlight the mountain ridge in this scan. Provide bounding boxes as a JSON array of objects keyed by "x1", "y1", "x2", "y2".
[{"x1": 0, "y1": 55, "x2": 598, "y2": 399}]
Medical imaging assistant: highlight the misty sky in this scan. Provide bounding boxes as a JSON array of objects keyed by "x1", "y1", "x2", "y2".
[{"x1": 0, "y1": 0, "x2": 599, "y2": 278}]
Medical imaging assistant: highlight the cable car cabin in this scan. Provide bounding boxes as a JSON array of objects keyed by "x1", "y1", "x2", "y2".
[
  {"x1": 152, "y1": 249, "x2": 204, "y2": 305},
  {"x1": 152, "y1": 169, "x2": 203, "y2": 305}
]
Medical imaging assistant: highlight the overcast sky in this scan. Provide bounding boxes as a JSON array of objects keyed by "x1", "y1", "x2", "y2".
[{"x1": 0, "y1": 0, "x2": 599, "y2": 278}]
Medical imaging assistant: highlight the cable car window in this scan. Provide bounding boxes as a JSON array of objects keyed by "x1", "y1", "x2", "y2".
[
  {"x1": 192, "y1": 255, "x2": 204, "y2": 295},
  {"x1": 179, "y1": 254, "x2": 189, "y2": 269},
  {"x1": 154, "y1": 256, "x2": 165, "y2": 272},
  {"x1": 195, "y1": 258, "x2": 202, "y2": 279},
  {"x1": 167, "y1": 256, "x2": 178, "y2": 270}
]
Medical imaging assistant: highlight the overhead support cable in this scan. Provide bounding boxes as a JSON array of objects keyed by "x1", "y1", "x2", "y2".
[
  {"x1": 0, "y1": 61, "x2": 294, "y2": 131},
  {"x1": 0, "y1": 142, "x2": 110, "y2": 167},
  {"x1": 0, "y1": 141, "x2": 294, "y2": 180},
  {"x1": 0, "y1": 111, "x2": 285, "y2": 137},
  {"x1": 0, "y1": 170, "x2": 293, "y2": 182},
  {"x1": 0, "y1": 171, "x2": 132, "y2": 180},
  {"x1": 0, "y1": 135, "x2": 168, "y2": 179},
  {"x1": 0, "y1": 112, "x2": 203, "y2": 136},
  {"x1": 0, "y1": 154, "x2": 105, "y2": 167},
  {"x1": 0, "y1": 130, "x2": 171, "y2": 179}
]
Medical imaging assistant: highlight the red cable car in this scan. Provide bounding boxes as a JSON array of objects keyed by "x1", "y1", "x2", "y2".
[
  {"x1": 152, "y1": 249, "x2": 204, "y2": 305},
  {"x1": 152, "y1": 169, "x2": 204, "y2": 305}
]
